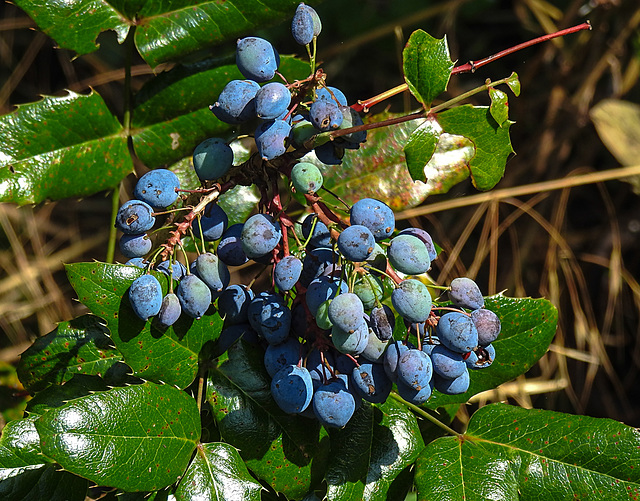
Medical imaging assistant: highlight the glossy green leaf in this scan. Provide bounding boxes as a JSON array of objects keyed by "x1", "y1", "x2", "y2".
[
  {"x1": 506, "y1": 72, "x2": 521, "y2": 96},
  {"x1": 175, "y1": 442, "x2": 262, "y2": 501},
  {"x1": 65, "y1": 262, "x2": 223, "y2": 389},
  {"x1": 35, "y1": 382, "x2": 200, "y2": 492},
  {"x1": 0, "y1": 417, "x2": 51, "y2": 468},
  {"x1": 489, "y1": 87, "x2": 509, "y2": 126},
  {"x1": 25, "y1": 374, "x2": 111, "y2": 417},
  {"x1": 436, "y1": 105, "x2": 514, "y2": 191},
  {"x1": 415, "y1": 403, "x2": 640, "y2": 501},
  {"x1": 132, "y1": 56, "x2": 309, "y2": 168},
  {"x1": 402, "y1": 30, "x2": 454, "y2": 108},
  {"x1": 0, "y1": 91, "x2": 132, "y2": 205},
  {"x1": 134, "y1": 0, "x2": 322, "y2": 68},
  {"x1": 404, "y1": 118, "x2": 440, "y2": 182},
  {"x1": 424, "y1": 295, "x2": 557, "y2": 409},
  {"x1": 206, "y1": 340, "x2": 330, "y2": 499},
  {"x1": 17, "y1": 315, "x2": 124, "y2": 393},
  {"x1": 325, "y1": 399, "x2": 425, "y2": 501},
  {"x1": 0, "y1": 463, "x2": 88, "y2": 501},
  {"x1": 12, "y1": 0, "x2": 129, "y2": 56},
  {"x1": 14, "y1": 1, "x2": 318, "y2": 67}
]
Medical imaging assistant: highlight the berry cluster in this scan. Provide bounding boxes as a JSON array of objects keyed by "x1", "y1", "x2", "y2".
[{"x1": 115, "y1": 3, "x2": 500, "y2": 429}]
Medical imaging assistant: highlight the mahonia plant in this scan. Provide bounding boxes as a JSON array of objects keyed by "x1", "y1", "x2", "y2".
[{"x1": 1, "y1": 2, "x2": 636, "y2": 501}]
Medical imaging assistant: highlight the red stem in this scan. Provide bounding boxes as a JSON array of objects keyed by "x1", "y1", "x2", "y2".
[{"x1": 351, "y1": 21, "x2": 591, "y2": 112}]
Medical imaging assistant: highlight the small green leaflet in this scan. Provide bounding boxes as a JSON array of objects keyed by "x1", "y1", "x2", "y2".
[
  {"x1": 403, "y1": 30, "x2": 454, "y2": 108},
  {"x1": 436, "y1": 105, "x2": 515, "y2": 191}
]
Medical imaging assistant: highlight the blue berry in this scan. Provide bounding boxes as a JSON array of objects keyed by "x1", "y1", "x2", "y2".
[
  {"x1": 352, "y1": 363, "x2": 392, "y2": 403},
  {"x1": 192, "y1": 138, "x2": 234, "y2": 181},
  {"x1": 316, "y1": 86, "x2": 347, "y2": 106},
  {"x1": 210, "y1": 80, "x2": 260, "y2": 124},
  {"x1": 274, "y1": 255, "x2": 303, "y2": 291},
  {"x1": 119, "y1": 233, "x2": 152, "y2": 258},
  {"x1": 218, "y1": 284, "x2": 254, "y2": 325},
  {"x1": 255, "y1": 119, "x2": 291, "y2": 160},
  {"x1": 449, "y1": 277, "x2": 484, "y2": 310},
  {"x1": 430, "y1": 345, "x2": 466, "y2": 379},
  {"x1": 129, "y1": 274, "x2": 163, "y2": 321},
  {"x1": 291, "y1": 3, "x2": 321, "y2": 45},
  {"x1": 157, "y1": 293, "x2": 181, "y2": 327},
  {"x1": 236, "y1": 37, "x2": 280, "y2": 83},
  {"x1": 301, "y1": 213, "x2": 331, "y2": 248},
  {"x1": 437, "y1": 311, "x2": 478, "y2": 353},
  {"x1": 337, "y1": 225, "x2": 375, "y2": 262},
  {"x1": 313, "y1": 379, "x2": 355, "y2": 428},
  {"x1": 398, "y1": 227, "x2": 437, "y2": 262},
  {"x1": 194, "y1": 203, "x2": 228, "y2": 242},
  {"x1": 241, "y1": 213, "x2": 282, "y2": 259},
  {"x1": 350, "y1": 198, "x2": 395, "y2": 241},
  {"x1": 176, "y1": 274, "x2": 212, "y2": 319},
  {"x1": 271, "y1": 365, "x2": 313, "y2": 414},
  {"x1": 388, "y1": 234, "x2": 431, "y2": 275},
  {"x1": 194, "y1": 252, "x2": 230, "y2": 296},
  {"x1": 134, "y1": 169, "x2": 180, "y2": 209},
  {"x1": 391, "y1": 279, "x2": 432, "y2": 323},
  {"x1": 255, "y1": 82, "x2": 291, "y2": 120},
  {"x1": 471, "y1": 308, "x2": 501, "y2": 346},
  {"x1": 116, "y1": 200, "x2": 155, "y2": 234},
  {"x1": 217, "y1": 224, "x2": 248, "y2": 266},
  {"x1": 309, "y1": 99, "x2": 343, "y2": 131}
]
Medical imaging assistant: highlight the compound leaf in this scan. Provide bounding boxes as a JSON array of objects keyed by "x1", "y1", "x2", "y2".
[
  {"x1": 403, "y1": 30, "x2": 454, "y2": 108},
  {"x1": 132, "y1": 56, "x2": 309, "y2": 168},
  {"x1": 206, "y1": 340, "x2": 330, "y2": 500},
  {"x1": 17, "y1": 315, "x2": 124, "y2": 393},
  {"x1": 415, "y1": 403, "x2": 640, "y2": 501},
  {"x1": 175, "y1": 442, "x2": 262, "y2": 501},
  {"x1": 325, "y1": 399, "x2": 425, "y2": 501},
  {"x1": 436, "y1": 105, "x2": 514, "y2": 191},
  {"x1": 424, "y1": 295, "x2": 557, "y2": 408},
  {"x1": 35, "y1": 382, "x2": 201, "y2": 492},
  {"x1": 65, "y1": 262, "x2": 223, "y2": 389},
  {"x1": 0, "y1": 91, "x2": 132, "y2": 205}
]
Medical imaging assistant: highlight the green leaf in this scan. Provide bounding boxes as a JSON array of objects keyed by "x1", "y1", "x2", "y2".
[
  {"x1": 315, "y1": 113, "x2": 432, "y2": 211},
  {"x1": 404, "y1": 118, "x2": 440, "y2": 182},
  {"x1": 17, "y1": 315, "x2": 124, "y2": 393},
  {"x1": 424, "y1": 295, "x2": 557, "y2": 409},
  {"x1": 402, "y1": 30, "x2": 454, "y2": 108},
  {"x1": 132, "y1": 56, "x2": 309, "y2": 168},
  {"x1": 206, "y1": 341, "x2": 330, "y2": 499},
  {"x1": 175, "y1": 442, "x2": 262, "y2": 501},
  {"x1": 14, "y1": 1, "x2": 316, "y2": 67},
  {"x1": 134, "y1": 0, "x2": 321, "y2": 68},
  {"x1": 35, "y1": 381, "x2": 201, "y2": 492},
  {"x1": 0, "y1": 417, "x2": 51, "y2": 468},
  {"x1": 0, "y1": 91, "x2": 133, "y2": 205},
  {"x1": 0, "y1": 417, "x2": 87, "y2": 501},
  {"x1": 65, "y1": 262, "x2": 223, "y2": 389},
  {"x1": 12, "y1": 0, "x2": 129, "y2": 56},
  {"x1": 421, "y1": 132, "x2": 473, "y2": 194},
  {"x1": 415, "y1": 403, "x2": 640, "y2": 500},
  {"x1": 436, "y1": 105, "x2": 514, "y2": 191},
  {"x1": 488, "y1": 87, "x2": 509, "y2": 126},
  {"x1": 506, "y1": 71, "x2": 521, "y2": 96},
  {"x1": 25, "y1": 374, "x2": 111, "y2": 417},
  {"x1": 0, "y1": 463, "x2": 88, "y2": 501},
  {"x1": 325, "y1": 399, "x2": 425, "y2": 501}
]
